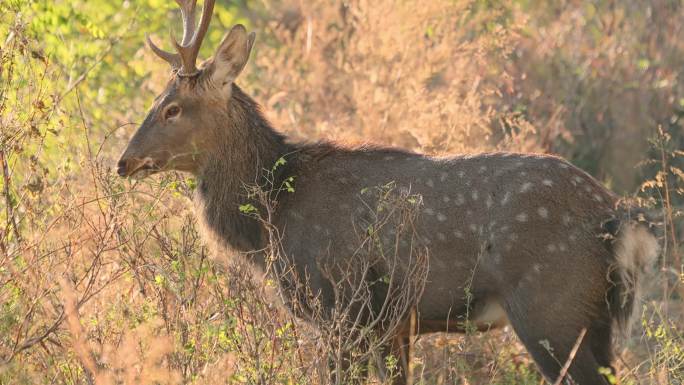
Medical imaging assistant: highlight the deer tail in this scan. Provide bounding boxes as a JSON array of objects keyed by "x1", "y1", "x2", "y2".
[{"x1": 602, "y1": 210, "x2": 660, "y2": 335}]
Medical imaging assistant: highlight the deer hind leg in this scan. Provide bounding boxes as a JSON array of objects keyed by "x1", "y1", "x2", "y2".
[
  {"x1": 584, "y1": 320, "x2": 616, "y2": 381},
  {"x1": 502, "y1": 295, "x2": 615, "y2": 385}
]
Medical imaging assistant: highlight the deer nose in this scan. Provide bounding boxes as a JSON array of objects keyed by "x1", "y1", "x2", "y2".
[{"x1": 117, "y1": 159, "x2": 129, "y2": 177}]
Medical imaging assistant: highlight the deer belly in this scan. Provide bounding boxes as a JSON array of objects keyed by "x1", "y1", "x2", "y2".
[{"x1": 414, "y1": 299, "x2": 508, "y2": 334}]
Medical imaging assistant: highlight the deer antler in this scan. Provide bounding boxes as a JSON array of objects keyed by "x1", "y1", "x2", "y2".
[{"x1": 146, "y1": 0, "x2": 216, "y2": 76}]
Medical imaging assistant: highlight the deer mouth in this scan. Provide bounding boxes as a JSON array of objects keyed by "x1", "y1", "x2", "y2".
[
  {"x1": 117, "y1": 157, "x2": 160, "y2": 179},
  {"x1": 130, "y1": 164, "x2": 160, "y2": 179}
]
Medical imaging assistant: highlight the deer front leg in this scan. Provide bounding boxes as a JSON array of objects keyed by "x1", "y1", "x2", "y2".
[{"x1": 375, "y1": 332, "x2": 411, "y2": 385}]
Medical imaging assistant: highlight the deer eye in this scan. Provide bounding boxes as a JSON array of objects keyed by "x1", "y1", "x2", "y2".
[{"x1": 164, "y1": 105, "x2": 181, "y2": 120}]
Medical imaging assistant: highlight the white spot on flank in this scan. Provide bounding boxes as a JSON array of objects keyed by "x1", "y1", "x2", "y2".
[
  {"x1": 437, "y1": 232, "x2": 447, "y2": 241},
  {"x1": 533, "y1": 263, "x2": 542, "y2": 273},
  {"x1": 520, "y1": 182, "x2": 533, "y2": 193},
  {"x1": 479, "y1": 166, "x2": 487, "y2": 174},
  {"x1": 436, "y1": 213, "x2": 447, "y2": 222},
  {"x1": 537, "y1": 207, "x2": 548, "y2": 218},
  {"x1": 559, "y1": 163, "x2": 570, "y2": 169},
  {"x1": 426, "y1": 179, "x2": 434, "y2": 188},
  {"x1": 542, "y1": 179, "x2": 553, "y2": 186},
  {"x1": 457, "y1": 171, "x2": 466, "y2": 178},
  {"x1": 569, "y1": 234, "x2": 577, "y2": 242},
  {"x1": 486, "y1": 195, "x2": 493, "y2": 209},
  {"x1": 314, "y1": 225, "x2": 322, "y2": 232},
  {"x1": 469, "y1": 224, "x2": 478, "y2": 232},
  {"x1": 593, "y1": 194, "x2": 604, "y2": 202},
  {"x1": 516, "y1": 213, "x2": 528, "y2": 222},
  {"x1": 456, "y1": 193, "x2": 465, "y2": 205},
  {"x1": 501, "y1": 192, "x2": 511, "y2": 205},
  {"x1": 519, "y1": 171, "x2": 528, "y2": 177},
  {"x1": 442, "y1": 196, "x2": 450, "y2": 203},
  {"x1": 425, "y1": 208, "x2": 435, "y2": 216},
  {"x1": 454, "y1": 230, "x2": 464, "y2": 239},
  {"x1": 558, "y1": 243, "x2": 568, "y2": 252},
  {"x1": 440, "y1": 172, "x2": 448, "y2": 182},
  {"x1": 383, "y1": 156, "x2": 395, "y2": 161},
  {"x1": 574, "y1": 176, "x2": 584, "y2": 184},
  {"x1": 584, "y1": 185, "x2": 592, "y2": 193},
  {"x1": 471, "y1": 190, "x2": 479, "y2": 201},
  {"x1": 509, "y1": 233, "x2": 519, "y2": 241},
  {"x1": 546, "y1": 244, "x2": 557, "y2": 252},
  {"x1": 500, "y1": 225, "x2": 510, "y2": 233},
  {"x1": 562, "y1": 213, "x2": 571, "y2": 226}
]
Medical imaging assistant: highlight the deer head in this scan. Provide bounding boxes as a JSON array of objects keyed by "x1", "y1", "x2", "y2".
[{"x1": 117, "y1": 0, "x2": 255, "y2": 178}]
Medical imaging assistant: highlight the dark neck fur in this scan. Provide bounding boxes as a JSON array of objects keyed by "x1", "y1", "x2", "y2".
[{"x1": 195, "y1": 84, "x2": 295, "y2": 253}]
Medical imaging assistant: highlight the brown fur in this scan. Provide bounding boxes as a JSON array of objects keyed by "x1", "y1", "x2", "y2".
[{"x1": 118, "y1": 23, "x2": 660, "y2": 385}]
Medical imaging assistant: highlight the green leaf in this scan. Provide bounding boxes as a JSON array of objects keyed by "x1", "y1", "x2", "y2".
[
  {"x1": 272, "y1": 156, "x2": 287, "y2": 171},
  {"x1": 238, "y1": 203, "x2": 258, "y2": 214}
]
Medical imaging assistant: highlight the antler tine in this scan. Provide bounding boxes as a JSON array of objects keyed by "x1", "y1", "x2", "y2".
[
  {"x1": 191, "y1": 0, "x2": 215, "y2": 52},
  {"x1": 146, "y1": 34, "x2": 181, "y2": 68},
  {"x1": 172, "y1": 0, "x2": 215, "y2": 75},
  {"x1": 148, "y1": 0, "x2": 215, "y2": 75},
  {"x1": 175, "y1": 0, "x2": 197, "y2": 46}
]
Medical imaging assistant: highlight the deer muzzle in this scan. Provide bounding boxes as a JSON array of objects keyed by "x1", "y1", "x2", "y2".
[{"x1": 117, "y1": 156, "x2": 158, "y2": 178}]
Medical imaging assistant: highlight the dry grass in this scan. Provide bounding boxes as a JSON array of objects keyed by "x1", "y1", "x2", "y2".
[{"x1": 1, "y1": 0, "x2": 682, "y2": 384}]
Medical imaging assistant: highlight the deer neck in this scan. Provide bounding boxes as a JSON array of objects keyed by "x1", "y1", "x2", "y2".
[{"x1": 195, "y1": 84, "x2": 293, "y2": 255}]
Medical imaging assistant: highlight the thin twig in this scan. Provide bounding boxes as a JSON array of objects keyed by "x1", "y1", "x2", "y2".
[{"x1": 553, "y1": 328, "x2": 587, "y2": 385}]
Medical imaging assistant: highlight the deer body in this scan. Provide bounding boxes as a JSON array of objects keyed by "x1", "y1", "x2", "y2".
[
  {"x1": 274, "y1": 148, "x2": 617, "y2": 322},
  {"x1": 117, "y1": 4, "x2": 659, "y2": 384}
]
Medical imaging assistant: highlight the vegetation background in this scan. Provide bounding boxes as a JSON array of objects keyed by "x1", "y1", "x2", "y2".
[{"x1": 0, "y1": 0, "x2": 682, "y2": 384}]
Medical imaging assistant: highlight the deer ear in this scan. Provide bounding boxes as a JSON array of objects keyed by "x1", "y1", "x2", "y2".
[{"x1": 210, "y1": 25, "x2": 255, "y2": 91}]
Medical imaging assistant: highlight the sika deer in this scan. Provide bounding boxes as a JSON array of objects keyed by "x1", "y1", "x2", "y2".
[{"x1": 117, "y1": 1, "x2": 659, "y2": 384}]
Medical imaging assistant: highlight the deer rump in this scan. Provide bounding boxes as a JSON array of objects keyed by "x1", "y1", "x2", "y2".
[{"x1": 217, "y1": 148, "x2": 659, "y2": 385}]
